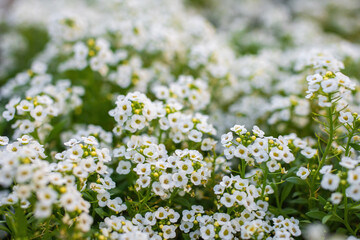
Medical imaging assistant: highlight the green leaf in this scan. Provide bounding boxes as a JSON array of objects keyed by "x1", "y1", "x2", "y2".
[
  {"x1": 281, "y1": 183, "x2": 294, "y2": 205},
  {"x1": 5, "y1": 213, "x2": 16, "y2": 234},
  {"x1": 82, "y1": 191, "x2": 95, "y2": 201},
  {"x1": 292, "y1": 191, "x2": 303, "y2": 198},
  {"x1": 318, "y1": 196, "x2": 327, "y2": 205},
  {"x1": 109, "y1": 187, "x2": 123, "y2": 196},
  {"x1": 15, "y1": 206, "x2": 28, "y2": 238},
  {"x1": 95, "y1": 208, "x2": 108, "y2": 219},
  {"x1": 44, "y1": 118, "x2": 68, "y2": 143},
  {"x1": 306, "y1": 211, "x2": 327, "y2": 220},
  {"x1": 289, "y1": 198, "x2": 308, "y2": 205},
  {"x1": 281, "y1": 208, "x2": 299, "y2": 215},
  {"x1": 0, "y1": 224, "x2": 10, "y2": 233},
  {"x1": 350, "y1": 143, "x2": 360, "y2": 151},
  {"x1": 350, "y1": 204, "x2": 360, "y2": 211},
  {"x1": 336, "y1": 227, "x2": 348, "y2": 235},
  {"x1": 322, "y1": 214, "x2": 344, "y2": 224},
  {"x1": 322, "y1": 215, "x2": 332, "y2": 224},
  {"x1": 286, "y1": 177, "x2": 306, "y2": 185},
  {"x1": 173, "y1": 197, "x2": 192, "y2": 208}
]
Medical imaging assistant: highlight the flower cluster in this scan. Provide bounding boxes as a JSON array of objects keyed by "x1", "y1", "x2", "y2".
[
  {"x1": 114, "y1": 134, "x2": 211, "y2": 199},
  {"x1": 109, "y1": 92, "x2": 161, "y2": 134},
  {"x1": 221, "y1": 125, "x2": 317, "y2": 174},
  {"x1": 153, "y1": 75, "x2": 210, "y2": 111},
  {"x1": 1, "y1": 0, "x2": 360, "y2": 239}
]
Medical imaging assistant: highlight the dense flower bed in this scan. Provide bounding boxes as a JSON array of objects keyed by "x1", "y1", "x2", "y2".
[{"x1": 0, "y1": 0, "x2": 360, "y2": 239}]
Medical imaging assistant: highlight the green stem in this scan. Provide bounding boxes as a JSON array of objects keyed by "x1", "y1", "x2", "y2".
[
  {"x1": 311, "y1": 97, "x2": 335, "y2": 194},
  {"x1": 158, "y1": 129, "x2": 163, "y2": 143},
  {"x1": 211, "y1": 150, "x2": 217, "y2": 186},
  {"x1": 261, "y1": 166, "x2": 268, "y2": 200},
  {"x1": 344, "y1": 126, "x2": 356, "y2": 157},
  {"x1": 273, "y1": 178, "x2": 281, "y2": 210},
  {"x1": 138, "y1": 187, "x2": 153, "y2": 213},
  {"x1": 343, "y1": 187, "x2": 356, "y2": 235},
  {"x1": 240, "y1": 159, "x2": 246, "y2": 178}
]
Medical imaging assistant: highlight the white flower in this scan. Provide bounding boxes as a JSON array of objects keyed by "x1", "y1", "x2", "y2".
[
  {"x1": 330, "y1": 192, "x2": 342, "y2": 204},
  {"x1": 159, "y1": 117, "x2": 170, "y2": 130},
  {"x1": 142, "y1": 104, "x2": 157, "y2": 121},
  {"x1": 130, "y1": 115, "x2": 146, "y2": 130},
  {"x1": 340, "y1": 157, "x2": 358, "y2": 169},
  {"x1": 30, "y1": 105, "x2": 47, "y2": 122},
  {"x1": 17, "y1": 135, "x2": 33, "y2": 144},
  {"x1": 154, "y1": 86, "x2": 169, "y2": 100},
  {"x1": 17, "y1": 100, "x2": 34, "y2": 113},
  {"x1": 177, "y1": 160, "x2": 194, "y2": 174},
  {"x1": 116, "y1": 161, "x2": 131, "y2": 175},
  {"x1": 321, "y1": 78, "x2": 338, "y2": 93},
  {"x1": 233, "y1": 190, "x2": 246, "y2": 205},
  {"x1": 254, "y1": 150, "x2": 269, "y2": 163},
  {"x1": 0, "y1": 136, "x2": 9, "y2": 145},
  {"x1": 288, "y1": 223, "x2": 301, "y2": 237},
  {"x1": 224, "y1": 146, "x2": 235, "y2": 160},
  {"x1": 76, "y1": 213, "x2": 93, "y2": 232},
  {"x1": 318, "y1": 95, "x2": 332, "y2": 107},
  {"x1": 136, "y1": 176, "x2": 151, "y2": 189},
  {"x1": 180, "y1": 221, "x2": 193, "y2": 233},
  {"x1": 301, "y1": 147, "x2": 317, "y2": 159},
  {"x1": 159, "y1": 173, "x2": 174, "y2": 190},
  {"x1": 339, "y1": 111, "x2": 354, "y2": 124},
  {"x1": 162, "y1": 225, "x2": 177, "y2": 239},
  {"x1": 82, "y1": 136, "x2": 99, "y2": 146},
  {"x1": 335, "y1": 72, "x2": 355, "y2": 89},
  {"x1": 282, "y1": 150, "x2": 295, "y2": 163},
  {"x1": 143, "y1": 145, "x2": 159, "y2": 159},
  {"x1": 173, "y1": 172, "x2": 188, "y2": 188},
  {"x1": 144, "y1": 212, "x2": 156, "y2": 226},
  {"x1": 230, "y1": 125, "x2": 247, "y2": 135},
  {"x1": 201, "y1": 138, "x2": 216, "y2": 151},
  {"x1": 267, "y1": 159, "x2": 279, "y2": 172},
  {"x1": 96, "y1": 148, "x2": 111, "y2": 162},
  {"x1": 74, "y1": 42, "x2": 88, "y2": 60},
  {"x1": 348, "y1": 168, "x2": 360, "y2": 185},
  {"x1": 81, "y1": 157, "x2": 97, "y2": 172},
  {"x1": 107, "y1": 197, "x2": 126, "y2": 213},
  {"x1": 320, "y1": 165, "x2": 333, "y2": 174},
  {"x1": 2, "y1": 108, "x2": 15, "y2": 121},
  {"x1": 252, "y1": 126, "x2": 264, "y2": 137},
  {"x1": 16, "y1": 165, "x2": 33, "y2": 183},
  {"x1": 306, "y1": 73, "x2": 322, "y2": 84},
  {"x1": 37, "y1": 187, "x2": 58, "y2": 206},
  {"x1": 188, "y1": 129, "x2": 202, "y2": 142},
  {"x1": 60, "y1": 192, "x2": 79, "y2": 212},
  {"x1": 269, "y1": 147, "x2": 282, "y2": 160},
  {"x1": 64, "y1": 138, "x2": 80, "y2": 147},
  {"x1": 234, "y1": 145, "x2": 248, "y2": 159},
  {"x1": 321, "y1": 173, "x2": 340, "y2": 191},
  {"x1": 19, "y1": 120, "x2": 35, "y2": 133},
  {"x1": 190, "y1": 172, "x2": 202, "y2": 185},
  {"x1": 155, "y1": 207, "x2": 168, "y2": 219},
  {"x1": 219, "y1": 225, "x2": 234, "y2": 240},
  {"x1": 221, "y1": 132, "x2": 233, "y2": 145},
  {"x1": 34, "y1": 202, "x2": 52, "y2": 218},
  {"x1": 16, "y1": 185, "x2": 32, "y2": 199},
  {"x1": 346, "y1": 185, "x2": 360, "y2": 201},
  {"x1": 220, "y1": 193, "x2": 235, "y2": 208},
  {"x1": 200, "y1": 224, "x2": 215, "y2": 240},
  {"x1": 168, "y1": 209, "x2": 180, "y2": 223},
  {"x1": 296, "y1": 167, "x2": 310, "y2": 179}
]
